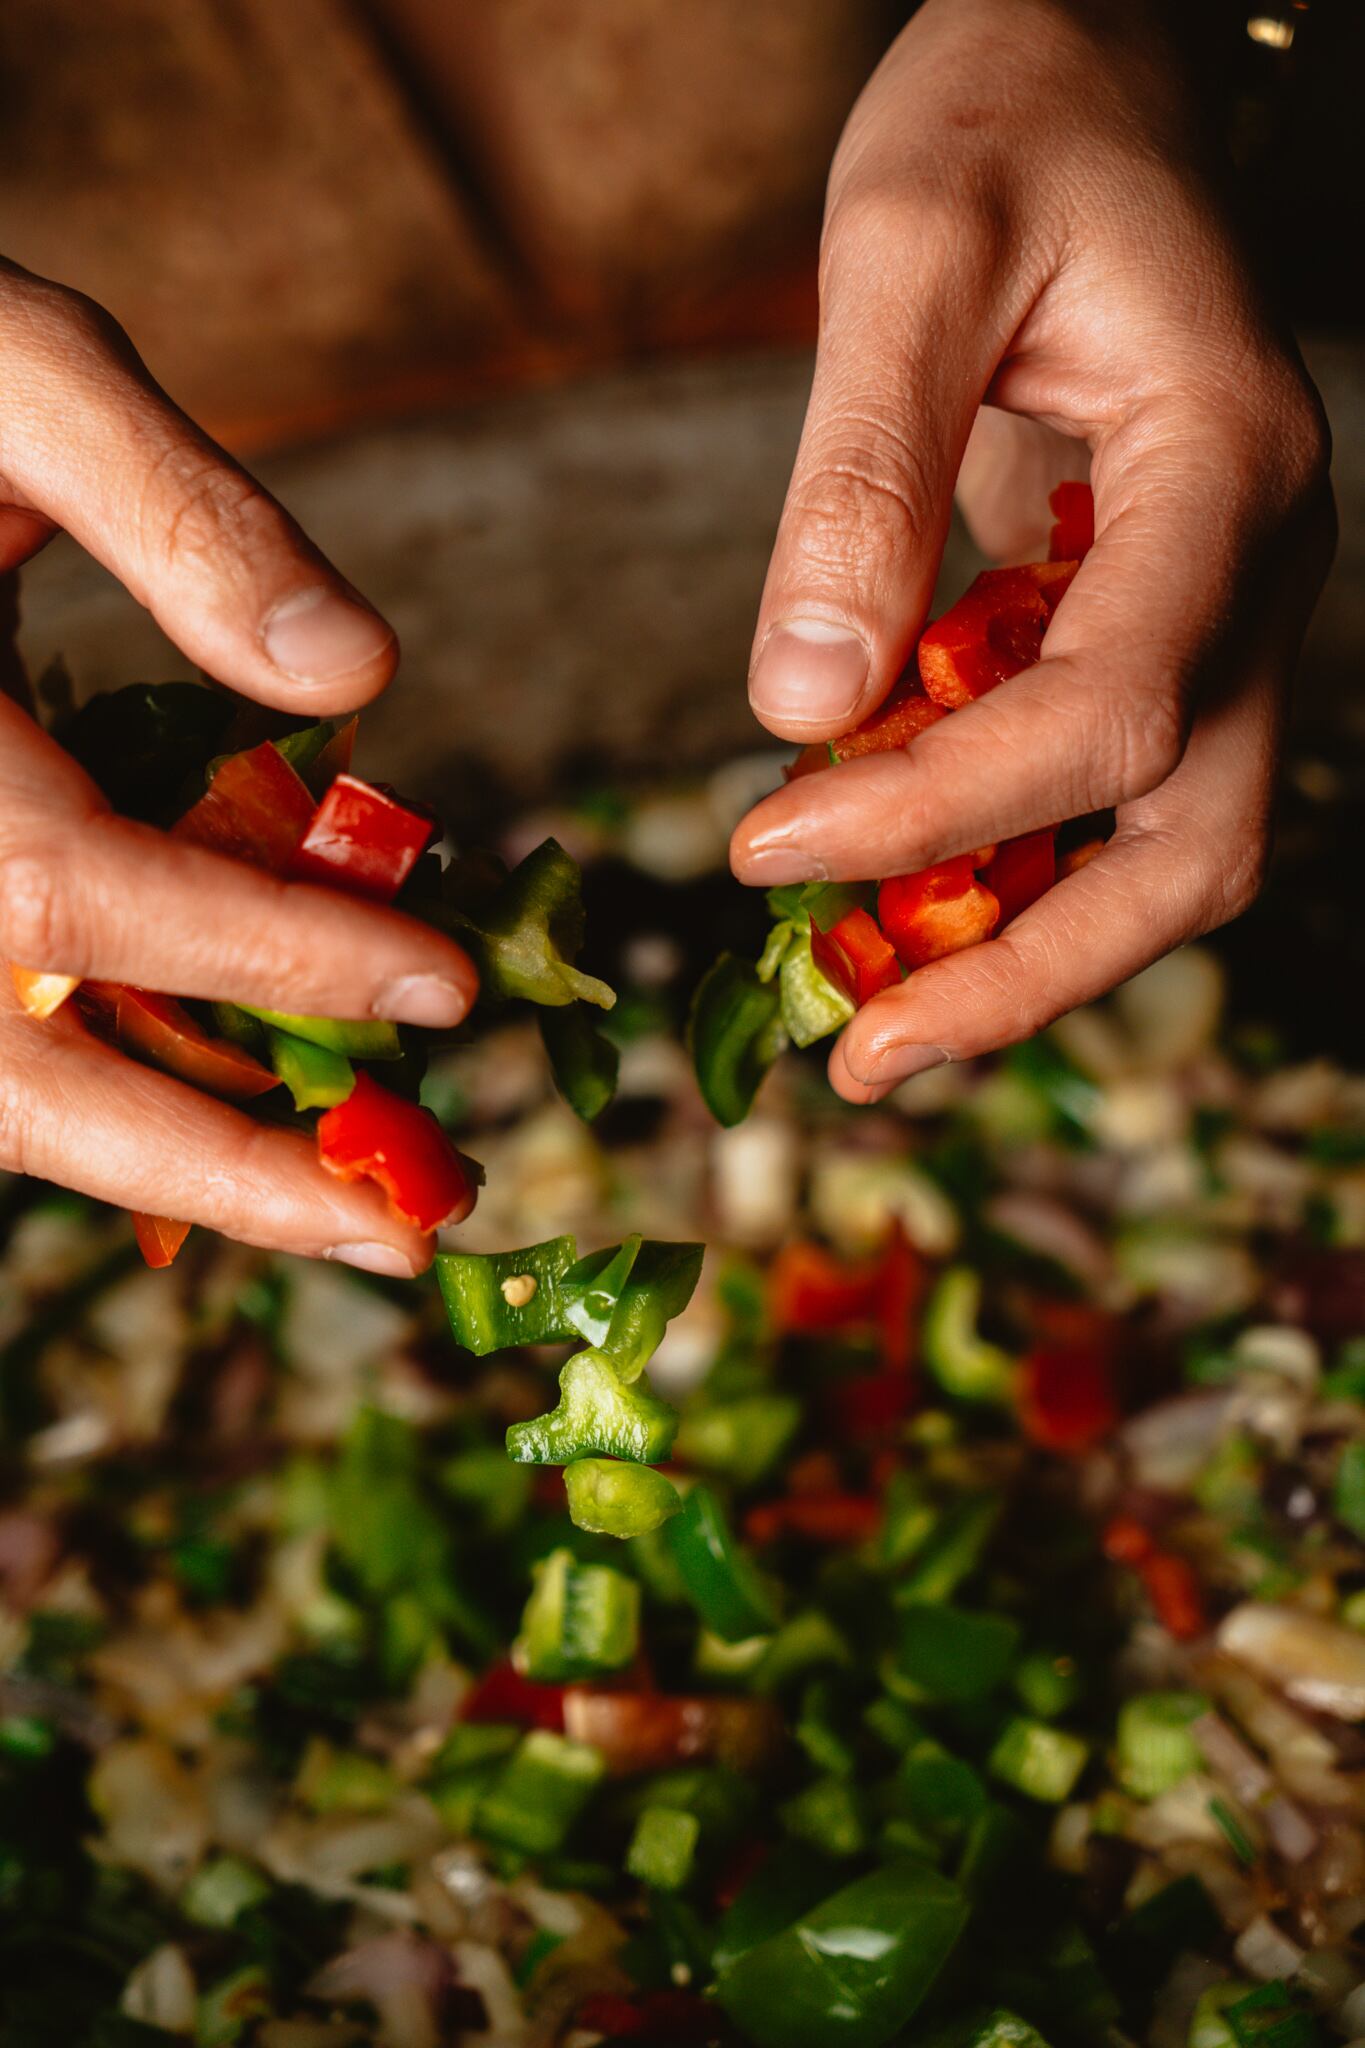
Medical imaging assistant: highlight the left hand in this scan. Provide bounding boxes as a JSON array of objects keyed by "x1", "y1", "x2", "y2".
[{"x1": 728, "y1": 0, "x2": 1334, "y2": 1103}]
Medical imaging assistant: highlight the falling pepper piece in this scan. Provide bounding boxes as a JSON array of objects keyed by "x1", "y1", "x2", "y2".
[
  {"x1": 132, "y1": 1213, "x2": 191, "y2": 1269},
  {"x1": 878, "y1": 861, "x2": 1000, "y2": 970}
]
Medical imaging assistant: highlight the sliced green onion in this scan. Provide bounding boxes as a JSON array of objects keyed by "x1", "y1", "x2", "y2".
[{"x1": 1208, "y1": 1796, "x2": 1258, "y2": 1867}]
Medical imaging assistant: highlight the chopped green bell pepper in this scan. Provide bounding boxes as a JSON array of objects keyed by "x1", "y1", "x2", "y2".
[
  {"x1": 514, "y1": 1547, "x2": 640, "y2": 1681},
  {"x1": 779, "y1": 929, "x2": 856, "y2": 1048},
  {"x1": 716, "y1": 1859, "x2": 970, "y2": 2048},
  {"x1": 234, "y1": 1005, "x2": 401, "y2": 1061},
  {"x1": 663, "y1": 1484, "x2": 779, "y2": 1641},
  {"x1": 540, "y1": 1003, "x2": 620, "y2": 1122},
  {"x1": 1115, "y1": 1691, "x2": 1208, "y2": 1801},
  {"x1": 893, "y1": 1605, "x2": 1019, "y2": 1703},
  {"x1": 447, "y1": 838, "x2": 615, "y2": 1010},
  {"x1": 626, "y1": 1805, "x2": 700, "y2": 1891},
  {"x1": 266, "y1": 1028, "x2": 355, "y2": 1110},
  {"x1": 988, "y1": 1717, "x2": 1088, "y2": 1803},
  {"x1": 562, "y1": 1458, "x2": 681, "y2": 1537},
  {"x1": 688, "y1": 953, "x2": 787, "y2": 1128},
  {"x1": 436, "y1": 1236, "x2": 580, "y2": 1352},
  {"x1": 505, "y1": 1351, "x2": 678, "y2": 1467},
  {"x1": 476, "y1": 1729, "x2": 605, "y2": 1856},
  {"x1": 674, "y1": 1392, "x2": 801, "y2": 1487},
  {"x1": 923, "y1": 1268, "x2": 1016, "y2": 1403}
]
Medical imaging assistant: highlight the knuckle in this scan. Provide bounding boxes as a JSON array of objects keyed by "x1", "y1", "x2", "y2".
[
  {"x1": 787, "y1": 431, "x2": 932, "y2": 581},
  {"x1": 0, "y1": 852, "x2": 82, "y2": 974},
  {"x1": 1212, "y1": 830, "x2": 1270, "y2": 926},
  {"x1": 148, "y1": 446, "x2": 283, "y2": 577},
  {"x1": 1109, "y1": 695, "x2": 1186, "y2": 804}
]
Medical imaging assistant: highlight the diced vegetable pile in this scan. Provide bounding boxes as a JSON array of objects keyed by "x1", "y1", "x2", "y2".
[{"x1": 3, "y1": 895, "x2": 1363, "y2": 2046}]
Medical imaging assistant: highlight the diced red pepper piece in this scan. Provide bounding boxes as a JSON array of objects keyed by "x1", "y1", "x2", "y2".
[
  {"x1": 85, "y1": 984, "x2": 280, "y2": 1101},
  {"x1": 1018, "y1": 1343, "x2": 1119, "y2": 1452},
  {"x1": 8, "y1": 965, "x2": 80, "y2": 1019},
  {"x1": 769, "y1": 1240, "x2": 886, "y2": 1332},
  {"x1": 1101, "y1": 1513, "x2": 1155, "y2": 1566},
  {"x1": 288, "y1": 774, "x2": 435, "y2": 904},
  {"x1": 917, "y1": 562, "x2": 1076, "y2": 708},
  {"x1": 783, "y1": 743, "x2": 830, "y2": 783},
  {"x1": 561, "y1": 1687, "x2": 781, "y2": 1775},
  {"x1": 878, "y1": 860, "x2": 1000, "y2": 970},
  {"x1": 1139, "y1": 1551, "x2": 1206, "y2": 1641},
  {"x1": 1048, "y1": 481, "x2": 1094, "y2": 563},
  {"x1": 576, "y1": 1991, "x2": 723, "y2": 2043},
  {"x1": 173, "y1": 741, "x2": 317, "y2": 873},
  {"x1": 982, "y1": 829, "x2": 1057, "y2": 929},
  {"x1": 460, "y1": 1658, "x2": 566, "y2": 1732},
  {"x1": 744, "y1": 1492, "x2": 882, "y2": 1546},
  {"x1": 316, "y1": 1071, "x2": 478, "y2": 1233},
  {"x1": 809, "y1": 907, "x2": 901, "y2": 1007},
  {"x1": 132, "y1": 1212, "x2": 191, "y2": 1269},
  {"x1": 825, "y1": 1370, "x2": 916, "y2": 1442},
  {"x1": 829, "y1": 673, "x2": 949, "y2": 763}
]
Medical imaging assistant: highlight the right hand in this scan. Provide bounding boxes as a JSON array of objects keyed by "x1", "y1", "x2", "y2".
[{"x1": 0, "y1": 261, "x2": 478, "y2": 1276}]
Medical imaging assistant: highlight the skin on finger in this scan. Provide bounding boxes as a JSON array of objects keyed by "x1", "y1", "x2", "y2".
[
  {"x1": 0, "y1": 994, "x2": 435, "y2": 1274},
  {"x1": 827, "y1": 656, "x2": 1283, "y2": 1102},
  {"x1": 745, "y1": 171, "x2": 1034, "y2": 743},
  {"x1": 0, "y1": 261, "x2": 396, "y2": 713},
  {"x1": 0, "y1": 699, "x2": 478, "y2": 1026}
]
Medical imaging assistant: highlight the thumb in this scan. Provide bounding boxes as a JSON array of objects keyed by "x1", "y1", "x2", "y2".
[
  {"x1": 748, "y1": 195, "x2": 1014, "y2": 742},
  {"x1": 0, "y1": 263, "x2": 395, "y2": 714}
]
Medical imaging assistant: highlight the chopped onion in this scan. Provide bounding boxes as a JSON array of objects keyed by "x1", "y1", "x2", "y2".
[
  {"x1": 1219, "y1": 1604, "x2": 1365, "y2": 1721},
  {"x1": 449, "y1": 1941, "x2": 530, "y2": 2048},
  {"x1": 983, "y1": 1191, "x2": 1112, "y2": 1292},
  {"x1": 264, "y1": 1799, "x2": 445, "y2": 1895},
  {"x1": 1048, "y1": 1802, "x2": 1093, "y2": 1875},
  {"x1": 1262, "y1": 1795, "x2": 1320, "y2": 1864},
  {"x1": 1129, "y1": 1773, "x2": 1225, "y2": 1850},
  {"x1": 712, "y1": 1118, "x2": 800, "y2": 1247},
  {"x1": 122, "y1": 1943, "x2": 197, "y2": 2032},
  {"x1": 1233, "y1": 1913, "x2": 1304, "y2": 1982},
  {"x1": 308, "y1": 1933, "x2": 456, "y2": 2048},
  {"x1": 1232, "y1": 1325, "x2": 1320, "y2": 1388},
  {"x1": 1119, "y1": 1390, "x2": 1238, "y2": 1491},
  {"x1": 1192, "y1": 1712, "x2": 1274, "y2": 1804},
  {"x1": 88, "y1": 1737, "x2": 209, "y2": 1888},
  {"x1": 1338, "y1": 1984, "x2": 1365, "y2": 2040},
  {"x1": 1113, "y1": 948, "x2": 1224, "y2": 1073}
]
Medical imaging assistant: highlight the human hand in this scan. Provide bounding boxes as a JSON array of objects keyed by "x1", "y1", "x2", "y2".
[
  {"x1": 0, "y1": 261, "x2": 477, "y2": 1274},
  {"x1": 730, "y1": 0, "x2": 1333, "y2": 1102}
]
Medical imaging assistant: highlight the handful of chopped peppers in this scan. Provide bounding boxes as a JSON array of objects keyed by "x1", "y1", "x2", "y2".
[
  {"x1": 8, "y1": 682, "x2": 621, "y2": 1264},
  {"x1": 691, "y1": 483, "x2": 1105, "y2": 1125}
]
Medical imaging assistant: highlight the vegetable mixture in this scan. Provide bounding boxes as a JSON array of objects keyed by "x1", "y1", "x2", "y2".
[{"x1": 3, "y1": 877, "x2": 1363, "y2": 2045}]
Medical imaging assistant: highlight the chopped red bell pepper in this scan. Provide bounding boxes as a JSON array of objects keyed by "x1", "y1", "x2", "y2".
[
  {"x1": 1101, "y1": 1513, "x2": 1155, "y2": 1566},
  {"x1": 316, "y1": 1070, "x2": 478, "y2": 1232},
  {"x1": 744, "y1": 1492, "x2": 882, "y2": 1546},
  {"x1": 809, "y1": 907, "x2": 901, "y2": 1007},
  {"x1": 769, "y1": 1240, "x2": 886, "y2": 1332},
  {"x1": 173, "y1": 742, "x2": 317, "y2": 873},
  {"x1": 783, "y1": 744, "x2": 831, "y2": 783},
  {"x1": 84, "y1": 984, "x2": 280, "y2": 1101},
  {"x1": 576, "y1": 1990, "x2": 723, "y2": 2044},
  {"x1": 825, "y1": 1369, "x2": 916, "y2": 1441},
  {"x1": 8, "y1": 965, "x2": 80, "y2": 1019},
  {"x1": 287, "y1": 773, "x2": 435, "y2": 904},
  {"x1": 1139, "y1": 1551, "x2": 1207, "y2": 1641},
  {"x1": 1047, "y1": 481, "x2": 1094, "y2": 563},
  {"x1": 917, "y1": 561, "x2": 1077, "y2": 709},
  {"x1": 829, "y1": 673, "x2": 949, "y2": 763},
  {"x1": 561, "y1": 1686, "x2": 781, "y2": 1775},
  {"x1": 876, "y1": 1225, "x2": 921, "y2": 1373},
  {"x1": 878, "y1": 860, "x2": 1000, "y2": 970},
  {"x1": 982, "y1": 829, "x2": 1057, "y2": 929},
  {"x1": 1018, "y1": 1343, "x2": 1119, "y2": 1452},
  {"x1": 460, "y1": 1658, "x2": 566, "y2": 1732},
  {"x1": 132, "y1": 1212, "x2": 191, "y2": 1269}
]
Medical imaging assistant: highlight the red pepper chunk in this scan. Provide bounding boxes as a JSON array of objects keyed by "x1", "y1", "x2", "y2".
[
  {"x1": 809, "y1": 907, "x2": 900, "y2": 1007},
  {"x1": 769, "y1": 1239, "x2": 886, "y2": 1331},
  {"x1": 744, "y1": 1492, "x2": 882, "y2": 1546},
  {"x1": 288, "y1": 774, "x2": 435, "y2": 903},
  {"x1": 83, "y1": 985, "x2": 280, "y2": 1101},
  {"x1": 316, "y1": 1071, "x2": 478, "y2": 1232},
  {"x1": 829, "y1": 673, "x2": 949, "y2": 762},
  {"x1": 460, "y1": 1658, "x2": 566, "y2": 1731},
  {"x1": 132, "y1": 1213, "x2": 191, "y2": 1269},
  {"x1": 1018, "y1": 1343, "x2": 1119, "y2": 1452},
  {"x1": 878, "y1": 860, "x2": 1000, "y2": 970},
  {"x1": 1140, "y1": 1551, "x2": 1207, "y2": 1641},
  {"x1": 1048, "y1": 480, "x2": 1094, "y2": 563},
  {"x1": 172, "y1": 742, "x2": 317, "y2": 873},
  {"x1": 918, "y1": 561, "x2": 1076, "y2": 708},
  {"x1": 982, "y1": 829, "x2": 1056, "y2": 929}
]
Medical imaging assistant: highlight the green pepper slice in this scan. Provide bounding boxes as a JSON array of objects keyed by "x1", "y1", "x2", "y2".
[
  {"x1": 540, "y1": 1004, "x2": 620, "y2": 1121},
  {"x1": 266, "y1": 1028, "x2": 355, "y2": 1111},
  {"x1": 505, "y1": 1352, "x2": 678, "y2": 1467},
  {"x1": 233, "y1": 1005, "x2": 401, "y2": 1062},
  {"x1": 663, "y1": 1484, "x2": 778, "y2": 1642},
  {"x1": 436, "y1": 1237, "x2": 580, "y2": 1353},
  {"x1": 688, "y1": 954, "x2": 787, "y2": 1128},
  {"x1": 563, "y1": 1459, "x2": 681, "y2": 1537}
]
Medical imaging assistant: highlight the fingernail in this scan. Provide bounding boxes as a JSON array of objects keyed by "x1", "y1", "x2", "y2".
[
  {"x1": 736, "y1": 846, "x2": 829, "y2": 885},
  {"x1": 325, "y1": 1240, "x2": 419, "y2": 1278},
  {"x1": 376, "y1": 973, "x2": 473, "y2": 1028},
  {"x1": 847, "y1": 1042, "x2": 952, "y2": 1089},
  {"x1": 750, "y1": 618, "x2": 870, "y2": 726},
  {"x1": 263, "y1": 585, "x2": 396, "y2": 683}
]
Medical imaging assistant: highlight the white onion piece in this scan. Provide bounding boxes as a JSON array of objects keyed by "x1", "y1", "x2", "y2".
[
  {"x1": 1149, "y1": 1954, "x2": 1230, "y2": 2048},
  {"x1": 450, "y1": 1941, "x2": 532, "y2": 2048},
  {"x1": 983, "y1": 1191, "x2": 1112, "y2": 1293},
  {"x1": 1232, "y1": 1325, "x2": 1320, "y2": 1388},
  {"x1": 1339, "y1": 1985, "x2": 1365, "y2": 2040},
  {"x1": 263, "y1": 1799, "x2": 445, "y2": 1894},
  {"x1": 308, "y1": 1933, "x2": 455, "y2": 2048},
  {"x1": 1048, "y1": 1803, "x2": 1092, "y2": 1875},
  {"x1": 1219, "y1": 1605, "x2": 1365, "y2": 1721},
  {"x1": 1119, "y1": 1390, "x2": 1238, "y2": 1491},
  {"x1": 1192, "y1": 1713, "x2": 1274, "y2": 1804},
  {"x1": 1114, "y1": 948, "x2": 1224, "y2": 1072},
  {"x1": 1129, "y1": 1773, "x2": 1225, "y2": 1850},
  {"x1": 712, "y1": 1118, "x2": 800, "y2": 1247},
  {"x1": 89, "y1": 1738, "x2": 208, "y2": 1888},
  {"x1": 1201, "y1": 1658, "x2": 1360, "y2": 1810},
  {"x1": 122, "y1": 1943, "x2": 197, "y2": 2031},
  {"x1": 1234, "y1": 1914, "x2": 1305, "y2": 1983},
  {"x1": 809, "y1": 1152, "x2": 959, "y2": 1258},
  {"x1": 1263, "y1": 1795, "x2": 1320, "y2": 1864}
]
